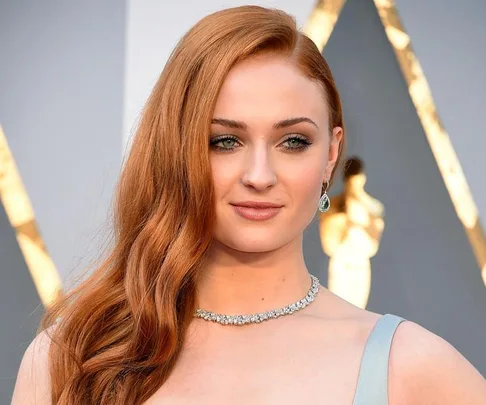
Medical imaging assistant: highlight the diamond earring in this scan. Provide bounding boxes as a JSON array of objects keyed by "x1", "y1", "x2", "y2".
[{"x1": 318, "y1": 181, "x2": 331, "y2": 213}]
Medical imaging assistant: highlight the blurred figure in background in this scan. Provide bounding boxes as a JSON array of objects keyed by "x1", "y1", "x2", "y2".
[{"x1": 320, "y1": 156, "x2": 385, "y2": 308}]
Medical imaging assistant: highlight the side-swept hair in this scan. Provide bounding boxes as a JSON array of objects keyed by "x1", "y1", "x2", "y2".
[{"x1": 41, "y1": 5, "x2": 345, "y2": 403}]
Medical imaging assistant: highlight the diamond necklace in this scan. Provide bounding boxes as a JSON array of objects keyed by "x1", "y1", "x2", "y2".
[{"x1": 193, "y1": 274, "x2": 320, "y2": 326}]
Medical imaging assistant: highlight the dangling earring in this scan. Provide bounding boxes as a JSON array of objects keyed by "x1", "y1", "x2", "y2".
[{"x1": 318, "y1": 180, "x2": 331, "y2": 213}]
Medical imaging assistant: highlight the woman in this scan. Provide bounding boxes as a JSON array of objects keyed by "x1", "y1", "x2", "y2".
[{"x1": 12, "y1": 5, "x2": 486, "y2": 404}]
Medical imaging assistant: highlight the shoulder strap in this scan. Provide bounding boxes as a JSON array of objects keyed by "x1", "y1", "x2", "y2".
[{"x1": 352, "y1": 314, "x2": 406, "y2": 405}]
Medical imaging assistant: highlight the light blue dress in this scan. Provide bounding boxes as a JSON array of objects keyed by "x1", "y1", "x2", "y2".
[
  {"x1": 353, "y1": 314, "x2": 406, "y2": 405},
  {"x1": 54, "y1": 313, "x2": 406, "y2": 404}
]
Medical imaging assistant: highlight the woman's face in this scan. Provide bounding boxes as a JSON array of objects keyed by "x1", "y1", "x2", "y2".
[{"x1": 210, "y1": 54, "x2": 342, "y2": 253}]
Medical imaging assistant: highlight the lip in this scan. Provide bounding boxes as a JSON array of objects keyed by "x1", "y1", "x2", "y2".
[
  {"x1": 231, "y1": 201, "x2": 283, "y2": 221},
  {"x1": 231, "y1": 201, "x2": 283, "y2": 209}
]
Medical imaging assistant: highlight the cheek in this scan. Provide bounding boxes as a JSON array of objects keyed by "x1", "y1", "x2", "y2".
[
  {"x1": 287, "y1": 162, "x2": 323, "y2": 208},
  {"x1": 286, "y1": 145, "x2": 328, "y2": 195},
  {"x1": 210, "y1": 156, "x2": 239, "y2": 199}
]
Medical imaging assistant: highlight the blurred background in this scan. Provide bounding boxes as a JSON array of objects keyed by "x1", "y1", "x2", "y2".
[{"x1": 1, "y1": 0, "x2": 485, "y2": 401}]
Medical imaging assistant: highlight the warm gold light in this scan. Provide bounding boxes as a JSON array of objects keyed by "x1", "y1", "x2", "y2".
[
  {"x1": 374, "y1": 0, "x2": 486, "y2": 285},
  {"x1": 303, "y1": 0, "x2": 346, "y2": 51},
  {"x1": 0, "y1": 126, "x2": 62, "y2": 306},
  {"x1": 320, "y1": 170, "x2": 385, "y2": 309}
]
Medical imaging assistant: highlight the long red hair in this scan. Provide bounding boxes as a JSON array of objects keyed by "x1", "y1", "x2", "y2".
[{"x1": 40, "y1": 5, "x2": 346, "y2": 403}]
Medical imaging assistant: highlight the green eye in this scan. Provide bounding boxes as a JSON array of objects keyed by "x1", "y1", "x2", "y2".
[
  {"x1": 209, "y1": 135, "x2": 240, "y2": 152},
  {"x1": 282, "y1": 135, "x2": 312, "y2": 151},
  {"x1": 209, "y1": 134, "x2": 312, "y2": 152}
]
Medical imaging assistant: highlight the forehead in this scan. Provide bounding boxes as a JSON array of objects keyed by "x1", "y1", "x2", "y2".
[{"x1": 213, "y1": 55, "x2": 328, "y2": 128}]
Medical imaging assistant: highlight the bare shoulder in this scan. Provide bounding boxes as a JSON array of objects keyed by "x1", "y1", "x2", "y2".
[
  {"x1": 389, "y1": 320, "x2": 486, "y2": 405},
  {"x1": 11, "y1": 326, "x2": 56, "y2": 405},
  {"x1": 311, "y1": 290, "x2": 485, "y2": 403}
]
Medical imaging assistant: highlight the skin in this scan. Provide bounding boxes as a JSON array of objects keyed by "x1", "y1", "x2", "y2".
[{"x1": 12, "y1": 54, "x2": 486, "y2": 405}]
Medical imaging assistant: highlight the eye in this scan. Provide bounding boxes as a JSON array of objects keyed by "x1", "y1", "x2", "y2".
[
  {"x1": 281, "y1": 134, "x2": 312, "y2": 151},
  {"x1": 209, "y1": 134, "x2": 313, "y2": 152},
  {"x1": 209, "y1": 135, "x2": 240, "y2": 152}
]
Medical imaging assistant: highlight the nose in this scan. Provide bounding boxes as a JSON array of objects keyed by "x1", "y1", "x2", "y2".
[{"x1": 241, "y1": 145, "x2": 277, "y2": 191}]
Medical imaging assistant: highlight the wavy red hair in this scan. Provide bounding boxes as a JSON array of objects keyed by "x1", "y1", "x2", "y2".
[{"x1": 40, "y1": 5, "x2": 346, "y2": 403}]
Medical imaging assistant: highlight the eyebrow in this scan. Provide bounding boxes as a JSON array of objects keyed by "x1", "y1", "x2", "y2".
[{"x1": 211, "y1": 116, "x2": 319, "y2": 130}]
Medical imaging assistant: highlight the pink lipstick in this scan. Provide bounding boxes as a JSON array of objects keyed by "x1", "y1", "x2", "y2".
[{"x1": 231, "y1": 201, "x2": 283, "y2": 221}]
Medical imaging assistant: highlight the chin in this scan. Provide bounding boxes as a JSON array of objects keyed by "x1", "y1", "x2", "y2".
[
  {"x1": 214, "y1": 228, "x2": 292, "y2": 253},
  {"x1": 231, "y1": 240, "x2": 280, "y2": 253},
  {"x1": 225, "y1": 241, "x2": 282, "y2": 253}
]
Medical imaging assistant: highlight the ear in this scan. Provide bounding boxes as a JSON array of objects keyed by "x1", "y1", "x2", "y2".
[{"x1": 324, "y1": 126, "x2": 343, "y2": 180}]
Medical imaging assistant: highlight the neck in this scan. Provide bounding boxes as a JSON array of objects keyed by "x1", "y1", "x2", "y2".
[{"x1": 195, "y1": 234, "x2": 313, "y2": 315}]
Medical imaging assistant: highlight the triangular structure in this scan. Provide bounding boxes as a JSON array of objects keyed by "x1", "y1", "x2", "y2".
[{"x1": 304, "y1": 0, "x2": 486, "y2": 285}]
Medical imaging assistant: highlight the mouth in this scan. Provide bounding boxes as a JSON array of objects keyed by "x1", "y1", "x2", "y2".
[{"x1": 230, "y1": 202, "x2": 283, "y2": 221}]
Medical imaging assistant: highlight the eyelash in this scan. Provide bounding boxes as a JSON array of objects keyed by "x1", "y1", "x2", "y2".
[{"x1": 209, "y1": 134, "x2": 312, "y2": 152}]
